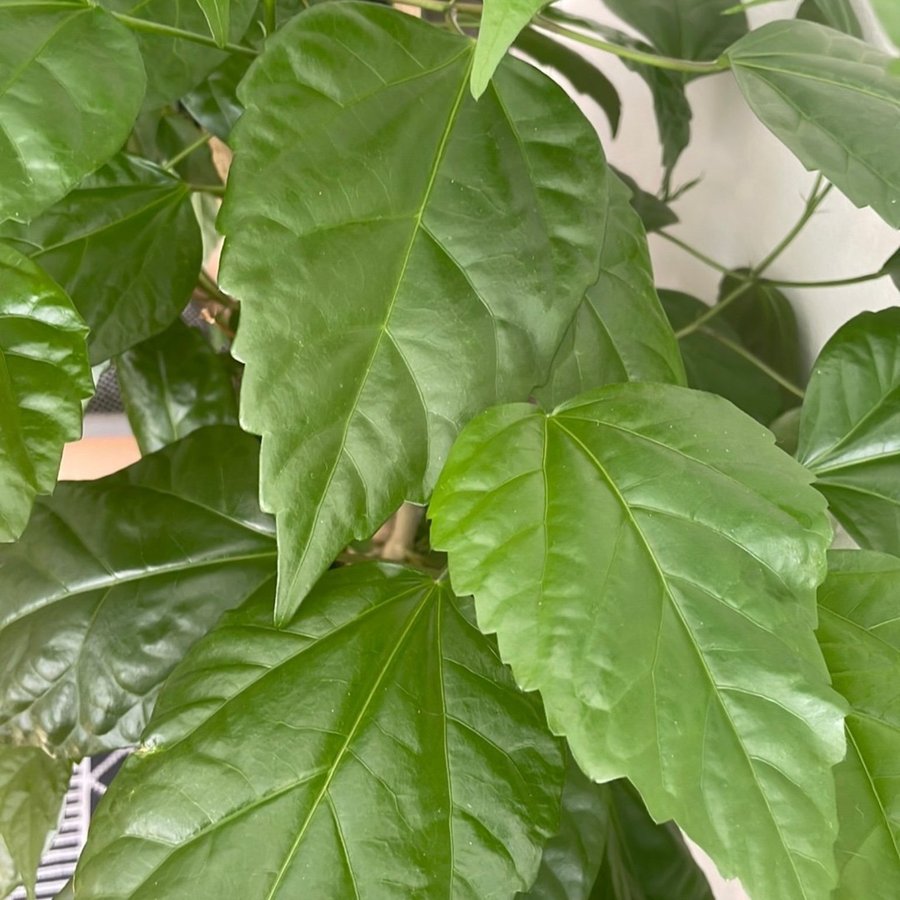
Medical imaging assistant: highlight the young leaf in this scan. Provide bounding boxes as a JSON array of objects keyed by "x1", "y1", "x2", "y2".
[
  {"x1": 797, "y1": 0, "x2": 863, "y2": 37},
  {"x1": 798, "y1": 308, "x2": 900, "y2": 555},
  {"x1": 0, "y1": 2, "x2": 146, "y2": 224},
  {"x1": 0, "y1": 746, "x2": 70, "y2": 900},
  {"x1": 726, "y1": 20, "x2": 900, "y2": 228},
  {"x1": 514, "y1": 28, "x2": 622, "y2": 136},
  {"x1": 538, "y1": 172, "x2": 686, "y2": 407},
  {"x1": 0, "y1": 426, "x2": 275, "y2": 758},
  {"x1": 659, "y1": 288, "x2": 785, "y2": 424},
  {"x1": 611, "y1": 168, "x2": 678, "y2": 233},
  {"x1": 0, "y1": 155, "x2": 202, "y2": 363},
  {"x1": 430, "y1": 384, "x2": 845, "y2": 900},
  {"x1": 182, "y1": 53, "x2": 252, "y2": 141},
  {"x1": 600, "y1": 0, "x2": 748, "y2": 63},
  {"x1": 99, "y1": 0, "x2": 257, "y2": 109},
  {"x1": 473, "y1": 0, "x2": 548, "y2": 98},
  {"x1": 74, "y1": 565, "x2": 565, "y2": 900},
  {"x1": 817, "y1": 550, "x2": 900, "y2": 899},
  {"x1": 219, "y1": 3, "x2": 607, "y2": 621},
  {"x1": 197, "y1": 0, "x2": 230, "y2": 47},
  {"x1": 116, "y1": 319, "x2": 238, "y2": 454},
  {"x1": 0, "y1": 244, "x2": 92, "y2": 543},
  {"x1": 522, "y1": 759, "x2": 712, "y2": 900}
]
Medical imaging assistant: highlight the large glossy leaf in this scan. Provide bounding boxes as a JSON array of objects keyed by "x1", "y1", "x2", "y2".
[
  {"x1": 726, "y1": 20, "x2": 900, "y2": 228},
  {"x1": 797, "y1": 0, "x2": 863, "y2": 37},
  {"x1": 660, "y1": 288, "x2": 784, "y2": 424},
  {"x1": 219, "y1": 2, "x2": 607, "y2": 621},
  {"x1": 600, "y1": 0, "x2": 747, "y2": 62},
  {"x1": 0, "y1": 746, "x2": 70, "y2": 900},
  {"x1": 473, "y1": 0, "x2": 548, "y2": 97},
  {"x1": 116, "y1": 319, "x2": 238, "y2": 454},
  {"x1": 74, "y1": 564, "x2": 564, "y2": 899},
  {"x1": 0, "y1": 426, "x2": 275, "y2": 758},
  {"x1": 536, "y1": 171, "x2": 685, "y2": 408},
  {"x1": 0, "y1": 1, "x2": 145, "y2": 224},
  {"x1": 798, "y1": 308, "x2": 900, "y2": 554},
  {"x1": 430, "y1": 383, "x2": 845, "y2": 900},
  {"x1": 0, "y1": 244, "x2": 92, "y2": 543},
  {"x1": 100, "y1": 0, "x2": 257, "y2": 109},
  {"x1": 521, "y1": 760, "x2": 712, "y2": 900},
  {"x1": 513, "y1": 28, "x2": 621, "y2": 136},
  {"x1": 817, "y1": 550, "x2": 900, "y2": 899},
  {"x1": 0, "y1": 155, "x2": 202, "y2": 363}
]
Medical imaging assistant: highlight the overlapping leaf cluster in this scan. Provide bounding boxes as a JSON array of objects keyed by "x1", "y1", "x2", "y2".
[{"x1": 1, "y1": 0, "x2": 899, "y2": 898}]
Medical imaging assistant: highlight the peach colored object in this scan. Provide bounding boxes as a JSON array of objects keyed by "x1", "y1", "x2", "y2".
[{"x1": 59, "y1": 435, "x2": 140, "y2": 481}]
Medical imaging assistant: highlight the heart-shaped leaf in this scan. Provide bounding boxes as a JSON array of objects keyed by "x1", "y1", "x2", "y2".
[
  {"x1": 0, "y1": 426, "x2": 275, "y2": 758},
  {"x1": 74, "y1": 565, "x2": 564, "y2": 900},
  {"x1": 116, "y1": 319, "x2": 238, "y2": 454},
  {"x1": 431, "y1": 383, "x2": 845, "y2": 900},
  {"x1": 798, "y1": 308, "x2": 900, "y2": 554},
  {"x1": 817, "y1": 550, "x2": 900, "y2": 899},
  {"x1": 727, "y1": 20, "x2": 900, "y2": 228},
  {"x1": 537, "y1": 170, "x2": 686, "y2": 408},
  {"x1": 1, "y1": 155, "x2": 202, "y2": 364},
  {"x1": 219, "y1": 2, "x2": 607, "y2": 621},
  {"x1": 0, "y1": 746, "x2": 70, "y2": 900},
  {"x1": 0, "y1": 244, "x2": 92, "y2": 543},
  {"x1": 0, "y1": 1, "x2": 146, "y2": 223}
]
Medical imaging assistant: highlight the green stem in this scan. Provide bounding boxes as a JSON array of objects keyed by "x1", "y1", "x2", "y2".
[
  {"x1": 198, "y1": 269, "x2": 237, "y2": 308},
  {"x1": 263, "y1": 0, "x2": 276, "y2": 32},
  {"x1": 763, "y1": 270, "x2": 885, "y2": 289},
  {"x1": 111, "y1": 11, "x2": 258, "y2": 56},
  {"x1": 656, "y1": 231, "x2": 734, "y2": 275},
  {"x1": 674, "y1": 279, "x2": 755, "y2": 339},
  {"x1": 533, "y1": 15, "x2": 731, "y2": 75},
  {"x1": 164, "y1": 132, "x2": 213, "y2": 170},
  {"x1": 389, "y1": 0, "x2": 484, "y2": 13},
  {"x1": 701, "y1": 328, "x2": 805, "y2": 398},
  {"x1": 188, "y1": 183, "x2": 226, "y2": 196}
]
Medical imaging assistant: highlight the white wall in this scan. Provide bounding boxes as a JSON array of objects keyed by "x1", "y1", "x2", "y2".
[{"x1": 548, "y1": 2, "x2": 898, "y2": 897}]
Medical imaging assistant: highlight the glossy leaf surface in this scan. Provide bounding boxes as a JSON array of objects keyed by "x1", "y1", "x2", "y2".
[
  {"x1": 727, "y1": 20, "x2": 900, "y2": 228},
  {"x1": 75, "y1": 565, "x2": 564, "y2": 899},
  {"x1": 100, "y1": 0, "x2": 257, "y2": 108},
  {"x1": 1, "y1": 155, "x2": 202, "y2": 364},
  {"x1": 660, "y1": 288, "x2": 784, "y2": 424},
  {"x1": 537, "y1": 171, "x2": 685, "y2": 407},
  {"x1": 0, "y1": 426, "x2": 275, "y2": 758},
  {"x1": 0, "y1": 244, "x2": 91, "y2": 543},
  {"x1": 473, "y1": 0, "x2": 547, "y2": 97},
  {"x1": 431, "y1": 384, "x2": 844, "y2": 900},
  {"x1": 117, "y1": 320, "x2": 238, "y2": 454},
  {"x1": 182, "y1": 53, "x2": 250, "y2": 141},
  {"x1": 798, "y1": 309, "x2": 900, "y2": 554},
  {"x1": 797, "y1": 0, "x2": 863, "y2": 37},
  {"x1": 817, "y1": 551, "x2": 900, "y2": 899},
  {"x1": 0, "y1": 1, "x2": 145, "y2": 224},
  {"x1": 0, "y1": 746, "x2": 70, "y2": 900},
  {"x1": 219, "y1": 3, "x2": 607, "y2": 620}
]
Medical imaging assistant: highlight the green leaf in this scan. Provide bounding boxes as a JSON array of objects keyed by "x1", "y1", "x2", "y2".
[
  {"x1": 181, "y1": 53, "x2": 251, "y2": 141},
  {"x1": 659, "y1": 288, "x2": 785, "y2": 424},
  {"x1": 0, "y1": 746, "x2": 70, "y2": 900},
  {"x1": 726, "y1": 20, "x2": 900, "y2": 228},
  {"x1": 219, "y1": 3, "x2": 607, "y2": 621},
  {"x1": 797, "y1": 0, "x2": 863, "y2": 37},
  {"x1": 601, "y1": 0, "x2": 748, "y2": 61},
  {"x1": 0, "y1": 1, "x2": 146, "y2": 224},
  {"x1": 0, "y1": 244, "x2": 92, "y2": 543},
  {"x1": 718, "y1": 270, "x2": 803, "y2": 387},
  {"x1": 0, "y1": 426, "x2": 275, "y2": 758},
  {"x1": 611, "y1": 168, "x2": 678, "y2": 233},
  {"x1": 100, "y1": 0, "x2": 257, "y2": 109},
  {"x1": 513, "y1": 28, "x2": 621, "y2": 136},
  {"x1": 536, "y1": 170, "x2": 686, "y2": 408},
  {"x1": 817, "y1": 550, "x2": 900, "y2": 899},
  {"x1": 473, "y1": 0, "x2": 548, "y2": 97},
  {"x1": 770, "y1": 406, "x2": 802, "y2": 456},
  {"x1": 881, "y1": 247, "x2": 900, "y2": 289},
  {"x1": 521, "y1": 760, "x2": 712, "y2": 900},
  {"x1": 74, "y1": 564, "x2": 565, "y2": 899},
  {"x1": 430, "y1": 384, "x2": 845, "y2": 900},
  {"x1": 798, "y1": 308, "x2": 900, "y2": 554},
  {"x1": 116, "y1": 320, "x2": 238, "y2": 454},
  {"x1": 197, "y1": 0, "x2": 230, "y2": 47},
  {"x1": 128, "y1": 109, "x2": 221, "y2": 187},
  {"x1": 872, "y1": 0, "x2": 900, "y2": 48},
  {"x1": 0, "y1": 155, "x2": 202, "y2": 364}
]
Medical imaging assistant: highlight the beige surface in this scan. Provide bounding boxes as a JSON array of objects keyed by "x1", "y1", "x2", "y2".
[{"x1": 59, "y1": 436, "x2": 141, "y2": 481}]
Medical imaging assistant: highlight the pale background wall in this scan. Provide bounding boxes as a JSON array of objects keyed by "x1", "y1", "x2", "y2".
[{"x1": 549, "y1": 1, "x2": 898, "y2": 896}]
